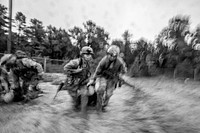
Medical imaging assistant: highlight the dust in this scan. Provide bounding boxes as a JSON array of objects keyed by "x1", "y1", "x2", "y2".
[{"x1": 1, "y1": 74, "x2": 200, "y2": 133}]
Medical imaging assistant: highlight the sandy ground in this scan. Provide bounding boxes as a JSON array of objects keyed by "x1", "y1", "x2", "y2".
[
  {"x1": 0, "y1": 73, "x2": 200, "y2": 133},
  {"x1": 125, "y1": 76, "x2": 200, "y2": 133}
]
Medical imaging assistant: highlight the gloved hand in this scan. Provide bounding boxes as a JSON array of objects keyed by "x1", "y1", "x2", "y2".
[
  {"x1": 10, "y1": 83, "x2": 19, "y2": 90},
  {"x1": 38, "y1": 72, "x2": 44, "y2": 76},
  {"x1": 87, "y1": 79, "x2": 94, "y2": 87},
  {"x1": 70, "y1": 68, "x2": 83, "y2": 74},
  {"x1": 38, "y1": 72, "x2": 44, "y2": 80},
  {"x1": 75, "y1": 68, "x2": 83, "y2": 73},
  {"x1": 118, "y1": 73, "x2": 125, "y2": 79}
]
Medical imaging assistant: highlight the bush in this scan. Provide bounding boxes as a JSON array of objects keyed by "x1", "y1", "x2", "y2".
[
  {"x1": 129, "y1": 56, "x2": 149, "y2": 77},
  {"x1": 174, "y1": 59, "x2": 194, "y2": 78}
]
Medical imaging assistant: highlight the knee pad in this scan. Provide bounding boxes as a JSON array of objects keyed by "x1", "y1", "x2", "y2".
[
  {"x1": 87, "y1": 85, "x2": 95, "y2": 96},
  {"x1": 96, "y1": 88, "x2": 105, "y2": 95}
]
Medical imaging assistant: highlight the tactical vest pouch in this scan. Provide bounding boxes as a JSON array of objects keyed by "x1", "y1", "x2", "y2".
[
  {"x1": 102, "y1": 70, "x2": 116, "y2": 79},
  {"x1": 65, "y1": 68, "x2": 91, "y2": 92}
]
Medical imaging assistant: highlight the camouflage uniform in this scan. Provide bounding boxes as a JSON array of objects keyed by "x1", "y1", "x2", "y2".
[
  {"x1": 63, "y1": 58, "x2": 91, "y2": 107},
  {"x1": 91, "y1": 56, "x2": 127, "y2": 106},
  {"x1": 0, "y1": 53, "x2": 43, "y2": 101},
  {"x1": 12, "y1": 58, "x2": 43, "y2": 100},
  {"x1": 0, "y1": 67, "x2": 10, "y2": 94}
]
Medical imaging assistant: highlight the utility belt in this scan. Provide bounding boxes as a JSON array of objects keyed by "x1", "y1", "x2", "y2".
[
  {"x1": 102, "y1": 70, "x2": 118, "y2": 80},
  {"x1": 13, "y1": 67, "x2": 38, "y2": 81},
  {"x1": 65, "y1": 68, "x2": 91, "y2": 91},
  {"x1": 66, "y1": 76, "x2": 89, "y2": 86},
  {"x1": 101, "y1": 70, "x2": 123, "y2": 89}
]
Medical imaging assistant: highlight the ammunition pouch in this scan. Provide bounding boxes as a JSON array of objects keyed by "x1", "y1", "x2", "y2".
[{"x1": 65, "y1": 68, "x2": 91, "y2": 91}]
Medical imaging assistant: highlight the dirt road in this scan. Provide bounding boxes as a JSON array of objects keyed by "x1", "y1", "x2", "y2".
[{"x1": 0, "y1": 74, "x2": 200, "y2": 133}]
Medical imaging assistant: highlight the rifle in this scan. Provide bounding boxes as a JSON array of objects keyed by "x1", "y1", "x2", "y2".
[
  {"x1": 118, "y1": 75, "x2": 135, "y2": 88},
  {"x1": 102, "y1": 70, "x2": 135, "y2": 88},
  {"x1": 53, "y1": 68, "x2": 91, "y2": 99}
]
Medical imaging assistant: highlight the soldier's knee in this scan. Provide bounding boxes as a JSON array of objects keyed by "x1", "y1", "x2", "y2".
[
  {"x1": 107, "y1": 92, "x2": 113, "y2": 97},
  {"x1": 80, "y1": 88, "x2": 88, "y2": 96},
  {"x1": 96, "y1": 87, "x2": 105, "y2": 94},
  {"x1": 95, "y1": 82, "x2": 106, "y2": 94},
  {"x1": 87, "y1": 85, "x2": 95, "y2": 96},
  {"x1": 107, "y1": 89, "x2": 114, "y2": 97}
]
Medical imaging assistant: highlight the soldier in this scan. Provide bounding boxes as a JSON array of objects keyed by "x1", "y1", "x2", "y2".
[
  {"x1": 61, "y1": 46, "x2": 94, "y2": 110},
  {"x1": 0, "y1": 50, "x2": 44, "y2": 102},
  {"x1": 0, "y1": 66, "x2": 13, "y2": 103},
  {"x1": 87, "y1": 45, "x2": 127, "y2": 108}
]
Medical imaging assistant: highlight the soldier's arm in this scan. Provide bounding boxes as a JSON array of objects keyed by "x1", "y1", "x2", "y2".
[
  {"x1": 91, "y1": 57, "x2": 106, "y2": 80},
  {"x1": 118, "y1": 57, "x2": 127, "y2": 74},
  {"x1": 21, "y1": 58, "x2": 44, "y2": 74},
  {"x1": 63, "y1": 59, "x2": 79, "y2": 73}
]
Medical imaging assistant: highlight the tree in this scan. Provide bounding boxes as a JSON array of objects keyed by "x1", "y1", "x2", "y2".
[
  {"x1": 84, "y1": 20, "x2": 109, "y2": 53},
  {"x1": 0, "y1": 4, "x2": 9, "y2": 53},
  {"x1": 44, "y1": 25, "x2": 75, "y2": 59},
  {"x1": 68, "y1": 26, "x2": 85, "y2": 48},
  {"x1": 168, "y1": 15, "x2": 190, "y2": 39},
  {"x1": 83, "y1": 20, "x2": 109, "y2": 53},
  {"x1": 194, "y1": 24, "x2": 200, "y2": 41},
  {"x1": 69, "y1": 20, "x2": 110, "y2": 56},
  {"x1": 24, "y1": 18, "x2": 45, "y2": 56},
  {"x1": 122, "y1": 30, "x2": 133, "y2": 68},
  {"x1": 14, "y1": 12, "x2": 27, "y2": 50},
  {"x1": 111, "y1": 39, "x2": 124, "y2": 53},
  {"x1": 0, "y1": 4, "x2": 8, "y2": 34}
]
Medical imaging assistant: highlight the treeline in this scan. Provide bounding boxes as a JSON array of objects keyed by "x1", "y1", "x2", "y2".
[
  {"x1": 1, "y1": 4, "x2": 200, "y2": 78},
  {"x1": 128, "y1": 15, "x2": 200, "y2": 78},
  {"x1": 0, "y1": 4, "x2": 109, "y2": 60}
]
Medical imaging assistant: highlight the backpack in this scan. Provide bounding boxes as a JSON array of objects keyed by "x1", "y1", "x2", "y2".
[
  {"x1": 14, "y1": 58, "x2": 38, "y2": 80},
  {"x1": 66, "y1": 58, "x2": 91, "y2": 86}
]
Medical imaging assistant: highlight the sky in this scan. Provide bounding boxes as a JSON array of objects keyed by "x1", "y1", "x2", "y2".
[{"x1": 1, "y1": 0, "x2": 200, "y2": 41}]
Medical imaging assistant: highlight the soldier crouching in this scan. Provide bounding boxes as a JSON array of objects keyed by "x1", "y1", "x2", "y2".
[
  {"x1": 60, "y1": 46, "x2": 94, "y2": 110},
  {"x1": 0, "y1": 50, "x2": 44, "y2": 102}
]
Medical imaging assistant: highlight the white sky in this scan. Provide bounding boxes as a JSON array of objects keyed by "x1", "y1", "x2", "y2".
[{"x1": 1, "y1": 0, "x2": 200, "y2": 41}]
